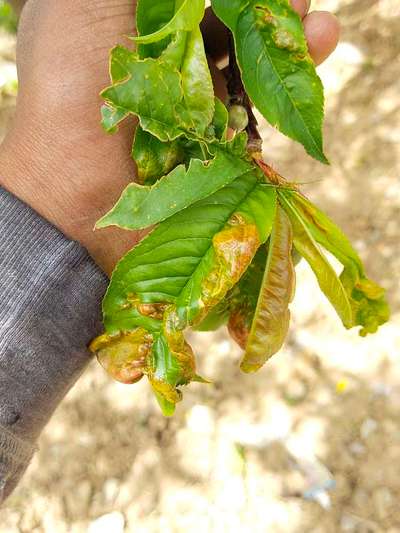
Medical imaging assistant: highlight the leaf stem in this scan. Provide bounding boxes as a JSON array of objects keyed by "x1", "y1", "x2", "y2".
[{"x1": 227, "y1": 30, "x2": 263, "y2": 155}]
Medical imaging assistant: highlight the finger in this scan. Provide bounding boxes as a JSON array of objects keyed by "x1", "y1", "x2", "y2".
[
  {"x1": 291, "y1": 0, "x2": 311, "y2": 19},
  {"x1": 304, "y1": 11, "x2": 340, "y2": 65}
]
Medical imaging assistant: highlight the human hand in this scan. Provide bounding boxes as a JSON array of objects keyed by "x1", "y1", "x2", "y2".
[{"x1": 0, "y1": 0, "x2": 339, "y2": 274}]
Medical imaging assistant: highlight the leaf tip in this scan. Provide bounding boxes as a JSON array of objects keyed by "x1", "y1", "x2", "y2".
[
  {"x1": 154, "y1": 391, "x2": 176, "y2": 417},
  {"x1": 240, "y1": 361, "x2": 261, "y2": 374},
  {"x1": 95, "y1": 216, "x2": 112, "y2": 230}
]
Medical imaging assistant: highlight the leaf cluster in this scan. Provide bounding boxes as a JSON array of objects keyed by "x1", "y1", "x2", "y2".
[{"x1": 90, "y1": 0, "x2": 389, "y2": 415}]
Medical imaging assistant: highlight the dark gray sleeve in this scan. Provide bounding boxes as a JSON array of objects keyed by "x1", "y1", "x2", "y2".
[{"x1": 0, "y1": 187, "x2": 108, "y2": 502}]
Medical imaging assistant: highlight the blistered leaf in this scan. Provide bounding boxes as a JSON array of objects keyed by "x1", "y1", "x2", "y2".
[
  {"x1": 135, "y1": 0, "x2": 205, "y2": 45},
  {"x1": 96, "y1": 150, "x2": 252, "y2": 230},
  {"x1": 148, "y1": 322, "x2": 195, "y2": 404},
  {"x1": 172, "y1": 185, "x2": 277, "y2": 326},
  {"x1": 241, "y1": 206, "x2": 295, "y2": 373},
  {"x1": 132, "y1": 126, "x2": 184, "y2": 184},
  {"x1": 212, "y1": 0, "x2": 327, "y2": 163}
]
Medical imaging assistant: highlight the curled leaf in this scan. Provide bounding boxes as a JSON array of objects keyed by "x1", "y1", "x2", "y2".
[
  {"x1": 281, "y1": 190, "x2": 389, "y2": 335},
  {"x1": 241, "y1": 206, "x2": 295, "y2": 373},
  {"x1": 280, "y1": 193, "x2": 353, "y2": 328},
  {"x1": 225, "y1": 246, "x2": 269, "y2": 343},
  {"x1": 135, "y1": 0, "x2": 205, "y2": 45}
]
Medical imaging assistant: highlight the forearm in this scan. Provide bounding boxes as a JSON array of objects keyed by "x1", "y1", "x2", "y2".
[{"x1": 0, "y1": 187, "x2": 108, "y2": 501}]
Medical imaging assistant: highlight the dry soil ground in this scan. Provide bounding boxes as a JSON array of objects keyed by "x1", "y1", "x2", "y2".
[{"x1": 1, "y1": 1, "x2": 399, "y2": 531}]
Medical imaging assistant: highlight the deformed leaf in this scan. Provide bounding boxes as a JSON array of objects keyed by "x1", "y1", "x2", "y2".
[
  {"x1": 102, "y1": 173, "x2": 275, "y2": 330},
  {"x1": 241, "y1": 206, "x2": 295, "y2": 373},
  {"x1": 132, "y1": 126, "x2": 184, "y2": 184},
  {"x1": 148, "y1": 321, "x2": 195, "y2": 404},
  {"x1": 93, "y1": 172, "x2": 278, "y2": 406},
  {"x1": 154, "y1": 391, "x2": 176, "y2": 416},
  {"x1": 90, "y1": 329, "x2": 152, "y2": 384},
  {"x1": 287, "y1": 192, "x2": 364, "y2": 272},
  {"x1": 96, "y1": 149, "x2": 253, "y2": 230},
  {"x1": 212, "y1": 0, "x2": 327, "y2": 163},
  {"x1": 101, "y1": 33, "x2": 215, "y2": 143},
  {"x1": 101, "y1": 52, "x2": 193, "y2": 141}
]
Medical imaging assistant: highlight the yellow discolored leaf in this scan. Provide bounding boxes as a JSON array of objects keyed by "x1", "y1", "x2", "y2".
[{"x1": 90, "y1": 329, "x2": 153, "y2": 384}]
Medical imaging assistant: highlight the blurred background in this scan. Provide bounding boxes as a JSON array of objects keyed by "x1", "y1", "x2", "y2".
[{"x1": 1, "y1": 0, "x2": 399, "y2": 531}]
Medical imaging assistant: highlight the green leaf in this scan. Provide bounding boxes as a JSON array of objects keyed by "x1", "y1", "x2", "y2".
[
  {"x1": 96, "y1": 150, "x2": 253, "y2": 230},
  {"x1": 241, "y1": 206, "x2": 295, "y2": 373},
  {"x1": 211, "y1": 0, "x2": 328, "y2": 163},
  {"x1": 132, "y1": 126, "x2": 184, "y2": 184},
  {"x1": 283, "y1": 191, "x2": 390, "y2": 335},
  {"x1": 280, "y1": 192, "x2": 353, "y2": 328},
  {"x1": 135, "y1": 0, "x2": 205, "y2": 45}
]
